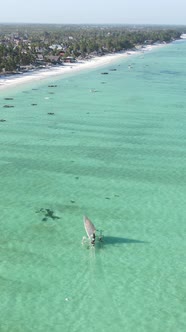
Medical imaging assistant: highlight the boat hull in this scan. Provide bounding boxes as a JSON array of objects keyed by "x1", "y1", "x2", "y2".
[{"x1": 84, "y1": 216, "x2": 96, "y2": 239}]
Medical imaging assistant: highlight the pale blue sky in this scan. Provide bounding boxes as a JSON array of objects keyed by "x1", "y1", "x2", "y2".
[{"x1": 0, "y1": 0, "x2": 186, "y2": 25}]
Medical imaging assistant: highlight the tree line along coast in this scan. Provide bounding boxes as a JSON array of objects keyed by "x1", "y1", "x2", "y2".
[{"x1": 0, "y1": 23, "x2": 184, "y2": 75}]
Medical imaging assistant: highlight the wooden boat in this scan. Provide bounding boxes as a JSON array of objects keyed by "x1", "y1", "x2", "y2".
[
  {"x1": 84, "y1": 216, "x2": 96, "y2": 239},
  {"x1": 82, "y1": 216, "x2": 104, "y2": 247}
]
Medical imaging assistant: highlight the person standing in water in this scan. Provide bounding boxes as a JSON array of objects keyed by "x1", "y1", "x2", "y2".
[{"x1": 91, "y1": 233, "x2": 96, "y2": 245}]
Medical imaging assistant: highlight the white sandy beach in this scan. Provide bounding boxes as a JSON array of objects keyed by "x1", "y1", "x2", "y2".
[{"x1": 0, "y1": 44, "x2": 163, "y2": 91}]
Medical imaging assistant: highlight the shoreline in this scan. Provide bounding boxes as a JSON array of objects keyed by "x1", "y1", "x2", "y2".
[{"x1": 0, "y1": 44, "x2": 166, "y2": 91}]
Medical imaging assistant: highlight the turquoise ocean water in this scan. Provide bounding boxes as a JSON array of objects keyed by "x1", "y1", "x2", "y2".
[{"x1": 0, "y1": 41, "x2": 186, "y2": 332}]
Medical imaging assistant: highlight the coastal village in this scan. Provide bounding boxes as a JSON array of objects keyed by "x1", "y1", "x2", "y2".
[{"x1": 0, "y1": 24, "x2": 182, "y2": 75}]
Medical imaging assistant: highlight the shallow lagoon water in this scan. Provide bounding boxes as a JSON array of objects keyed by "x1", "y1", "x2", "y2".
[{"x1": 0, "y1": 41, "x2": 186, "y2": 331}]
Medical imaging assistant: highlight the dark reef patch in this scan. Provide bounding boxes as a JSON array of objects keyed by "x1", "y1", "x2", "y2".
[{"x1": 36, "y1": 208, "x2": 60, "y2": 222}]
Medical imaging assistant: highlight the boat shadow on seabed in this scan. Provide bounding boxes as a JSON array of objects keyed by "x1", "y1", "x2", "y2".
[
  {"x1": 82, "y1": 234, "x2": 148, "y2": 249},
  {"x1": 103, "y1": 236, "x2": 148, "y2": 245},
  {"x1": 82, "y1": 216, "x2": 148, "y2": 249}
]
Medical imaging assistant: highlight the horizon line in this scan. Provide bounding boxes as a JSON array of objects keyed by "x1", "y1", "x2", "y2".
[{"x1": 0, "y1": 21, "x2": 186, "y2": 27}]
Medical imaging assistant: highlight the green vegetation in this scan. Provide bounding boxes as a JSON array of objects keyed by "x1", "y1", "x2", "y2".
[{"x1": 0, "y1": 24, "x2": 183, "y2": 74}]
